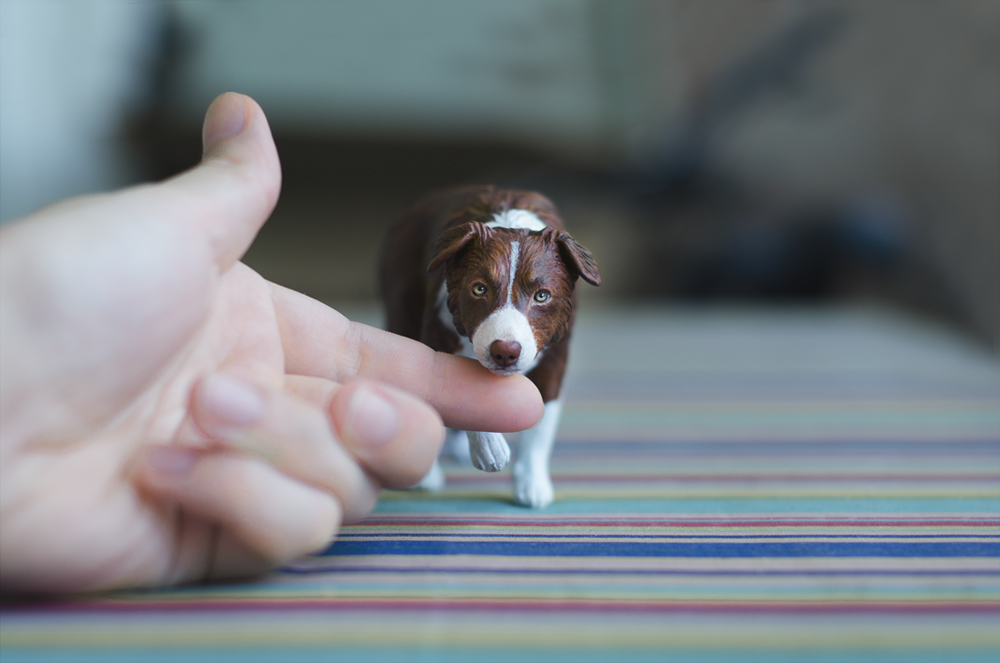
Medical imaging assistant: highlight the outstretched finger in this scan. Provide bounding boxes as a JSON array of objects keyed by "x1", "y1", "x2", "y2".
[{"x1": 269, "y1": 283, "x2": 544, "y2": 433}]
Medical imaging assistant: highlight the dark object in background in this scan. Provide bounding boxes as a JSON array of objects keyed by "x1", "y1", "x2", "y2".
[
  {"x1": 624, "y1": 7, "x2": 856, "y2": 299},
  {"x1": 613, "y1": 7, "x2": 972, "y2": 331},
  {"x1": 677, "y1": 199, "x2": 905, "y2": 301},
  {"x1": 631, "y1": 7, "x2": 849, "y2": 201}
]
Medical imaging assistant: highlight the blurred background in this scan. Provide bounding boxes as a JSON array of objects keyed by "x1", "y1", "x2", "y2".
[{"x1": 1, "y1": 0, "x2": 997, "y2": 351}]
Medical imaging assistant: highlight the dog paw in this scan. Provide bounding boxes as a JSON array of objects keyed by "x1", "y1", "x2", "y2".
[
  {"x1": 513, "y1": 463, "x2": 554, "y2": 508},
  {"x1": 411, "y1": 459, "x2": 446, "y2": 491},
  {"x1": 468, "y1": 431, "x2": 510, "y2": 472}
]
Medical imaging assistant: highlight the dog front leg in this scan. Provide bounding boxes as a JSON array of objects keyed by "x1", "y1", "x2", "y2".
[
  {"x1": 467, "y1": 431, "x2": 510, "y2": 472},
  {"x1": 513, "y1": 399, "x2": 562, "y2": 507}
]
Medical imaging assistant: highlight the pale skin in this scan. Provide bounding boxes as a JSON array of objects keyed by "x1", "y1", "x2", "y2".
[{"x1": 0, "y1": 93, "x2": 543, "y2": 593}]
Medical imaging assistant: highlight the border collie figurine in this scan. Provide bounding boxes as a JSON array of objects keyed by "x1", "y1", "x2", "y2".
[{"x1": 379, "y1": 185, "x2": 601, "y2": 507}]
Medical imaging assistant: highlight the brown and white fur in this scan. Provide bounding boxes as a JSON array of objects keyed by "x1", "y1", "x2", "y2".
[{"x1": 379, "y1": 185, "x2": 601, "y2": 507}]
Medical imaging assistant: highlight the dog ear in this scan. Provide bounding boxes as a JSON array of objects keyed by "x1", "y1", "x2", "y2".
[
  {"x1": 557, "y1": 232, "x2": 602, "y2": 286},
  {"x1": 427, "y1": 222, "x2": 490, "y2": 273}
]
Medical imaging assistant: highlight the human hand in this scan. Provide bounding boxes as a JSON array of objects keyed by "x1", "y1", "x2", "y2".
[{"x1": 0, "y1": 93, "x2": 543, "y2": 593}]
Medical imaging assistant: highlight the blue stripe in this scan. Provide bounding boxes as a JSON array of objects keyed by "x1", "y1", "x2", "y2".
[
  {"x1": 282, "y1": 565, "x2": 1000, "y2": 577},
  {"x1": 374, "y1": 496, "x2": 1000, "y2": 514},
  {"x1": 321, "y1": 539, "x2": 1000, "y2": 557},
  {"x1": 336, "y1": 534, "x2": 998, "y2": 540}
]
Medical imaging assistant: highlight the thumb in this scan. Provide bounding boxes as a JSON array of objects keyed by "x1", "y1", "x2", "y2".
[{"x1": 163, "y1": 92, "x2": 282, "y2": 270}]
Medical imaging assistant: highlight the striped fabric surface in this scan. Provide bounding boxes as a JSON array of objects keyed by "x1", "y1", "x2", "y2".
[{"x1": 2, "y1": 306, "x2": 999, "y2": 663}]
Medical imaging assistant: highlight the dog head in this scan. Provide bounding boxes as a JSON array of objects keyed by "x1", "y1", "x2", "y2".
[{"x1": 427, "y1": 205, "x2": 600, "y2": 377}]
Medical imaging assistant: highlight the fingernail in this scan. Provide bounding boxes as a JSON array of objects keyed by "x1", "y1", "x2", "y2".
[
  {"x1": 202, "y1": 92, "x2": 249, "y2": 155},
  {"x1": 199, "y1": 374, "x2": 266, "y2": 428},
  {"x1": 146, "y1": 446, "x2": 198, "y2": 475},
  {"x1": 347, "y1": 386, "x2": 400, "y2": 447}
]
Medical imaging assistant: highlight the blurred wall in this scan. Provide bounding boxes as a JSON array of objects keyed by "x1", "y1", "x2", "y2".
[
  {"x1": 1, "y1": 0, "x2": 997, "y2": 350},
  {"x1": 163, "y1": 0, "x2": 651, "y2": 160},
  {"x1": 0, "y1": 0, "x2": 160, "y2": 221}
]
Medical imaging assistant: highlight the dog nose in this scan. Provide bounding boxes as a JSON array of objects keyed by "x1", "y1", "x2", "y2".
[{"x1": 490, "y1": 340, "x2": 521, "y2": 368}]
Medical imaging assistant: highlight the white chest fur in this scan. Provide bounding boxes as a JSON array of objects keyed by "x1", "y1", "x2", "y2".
[{"x1": 435, "y1": 281, "x2": 477, "y2": 360}]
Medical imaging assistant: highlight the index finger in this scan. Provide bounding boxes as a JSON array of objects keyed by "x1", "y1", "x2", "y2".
[{"x1": 268, "y1": 283, "x2": 543, "y2": 433}]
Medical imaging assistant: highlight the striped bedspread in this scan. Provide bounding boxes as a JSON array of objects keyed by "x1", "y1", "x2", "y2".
[{"x1": 2, "y1": 306, "x2": 998, "y2": 662}]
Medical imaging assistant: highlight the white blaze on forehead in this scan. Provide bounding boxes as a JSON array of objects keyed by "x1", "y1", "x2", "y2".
[
  {"x1": 504, "y1": 241, "x2": 520, "y2": 305},
  {"x1": 486, "y1": 209, "x2": 547, "y2": 232}
]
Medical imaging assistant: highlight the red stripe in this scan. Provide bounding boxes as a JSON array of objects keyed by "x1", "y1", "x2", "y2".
[{"x1": 350, "y1": 518, "x2": 1000, "y2": 528}]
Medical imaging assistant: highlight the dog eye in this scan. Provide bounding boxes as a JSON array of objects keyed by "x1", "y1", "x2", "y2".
[
  {"x1": 533, "y1": 290, "x2": 551, "y2": 303},
  {"x1": 471, "y1": 283, "x2": 488, "y2": 297}
]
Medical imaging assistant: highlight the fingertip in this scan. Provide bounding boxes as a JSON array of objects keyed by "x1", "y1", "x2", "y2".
[
  {"x1": 191, "y1": 373, "x2": 268, "y2": 435},
  {"x1": 343, "y1": 383, "x2": 402, "y2": 448},
  {"x1": 202, "y1": 92, "x2": 251, "y2": 156},
  {"x1": 343, "y1": 380, "x2": 447, "y2": 447},
  {"x1": 438, "y1": 361, "x2": 544, "y2": 433},
  {"x1": 200, "y1": 93, "x2": 281, "y2": 200},
  {"x1": 330, "y1": 380, "x2": 445, "y2": 489},
  {"x1": 164, "y1": 92, "x2": 281, "y2": 271},
  {"x1": 509, "y1": 373, "x2": 545, "y2": 429}
]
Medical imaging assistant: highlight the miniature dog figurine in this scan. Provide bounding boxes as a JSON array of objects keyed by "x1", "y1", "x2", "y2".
[{"x1": 379, "y1": 185, "x2": 601, "y2": 507}]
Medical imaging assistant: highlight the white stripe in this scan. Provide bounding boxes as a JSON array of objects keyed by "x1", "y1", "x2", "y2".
[{"x1": 506, "y1": 241, "x2": 520, "y2": 306}]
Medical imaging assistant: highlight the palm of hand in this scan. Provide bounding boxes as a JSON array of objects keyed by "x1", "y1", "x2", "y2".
[{"x1": 1, "y1": 203, "x2": 286, "y2": 589}]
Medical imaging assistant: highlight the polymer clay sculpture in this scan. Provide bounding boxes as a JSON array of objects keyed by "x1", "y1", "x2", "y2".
[{"x1": 380, "y1": 185, "x2": 601, "y2": 507}]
